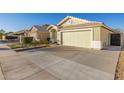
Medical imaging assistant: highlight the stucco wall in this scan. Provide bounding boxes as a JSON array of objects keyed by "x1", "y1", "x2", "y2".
[
  {"x1": 28, "y1": 27, "x2": 50, "y2": 41},
  {"x1": 38, "y1": 32, "x2": 50, "y2": 41},
  {"x1": 121, "y1": 33, "x2": 124, "y2": 46},
  {"x1": 91, "y1": 27, "x2": 102, "y2": 49},
  {"x1": 57, "y1": 32, "x2": 61, "y2": 44},
  {"x1": 100, "y1": 27, "x2": 113, "y2": 48},
  {"x1": 93, "y1": 27, "x2": 101, "y2": 41},
  {"x1": 28, "y1": 31, "x2": 39, "y2": 41}
]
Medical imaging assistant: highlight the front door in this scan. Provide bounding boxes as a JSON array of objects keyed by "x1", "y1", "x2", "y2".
[{"x1": 110, "y1": 34, "x2": 120, "y2": 46}]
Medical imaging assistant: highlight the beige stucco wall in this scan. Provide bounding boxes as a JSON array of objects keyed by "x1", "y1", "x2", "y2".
[
  {"x1": 28, "y1": 27, "x2": 50, "y2": 41},
  {"x1": 57, "y1": 32, "x2": 61, "y2": 44},
  {"x1": 91, "y1": 26, "x2": 113, "y2": 49},
  {"x1": 100, "y1": 27, "x2": 113, "y2": 48},
  {"x1": 38, "y1": 32, "x2": 50, "y2": 41},
  {"x1": 93, "y1": 27, "x2": 101, "y2": 41},
  {"x1": 121, "y1": 33, "x2": 124, "y2": 46},
  {"x1": 28, "y1": 31, "x2": 39, "y2": 41},
  {"x1": 91, "y1": 27, "x2": 102, "y2": 49}
]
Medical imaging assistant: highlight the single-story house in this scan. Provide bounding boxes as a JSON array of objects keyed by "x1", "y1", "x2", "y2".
[
  {"x1": 27, "y1": 25, "x2": 50, "y2": 41},
  {"x1": 14, "y1": 30, "x2": 29, "y2": 43},
  {"x1": 48, "y1": 16, "x2": 124, "y2": 49}
]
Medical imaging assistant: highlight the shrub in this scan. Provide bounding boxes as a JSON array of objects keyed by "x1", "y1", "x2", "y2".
[
  {"x1": 23, "y1": 37, "x2": 33, "y2": 46},
  {"x1": 40, "y1": 40, "x2": 49, "y2": 44},
  {"x1": 7, "y1": 43, "x2": 22, "y2": 49},
  {"x1": 47, "y1": 38, "x2": 50, "y2": 42},
  {"x1": 32, "y1": 41, "x2": 40, "y2": 46}
]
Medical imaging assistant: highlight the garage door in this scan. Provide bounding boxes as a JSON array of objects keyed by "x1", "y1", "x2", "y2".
[{"x1": 62, "y1": 30, "x2": 92, "y2": 48}]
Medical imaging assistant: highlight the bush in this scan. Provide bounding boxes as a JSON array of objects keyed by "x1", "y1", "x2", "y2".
[
  {"x1": 47, "y1": 38, "x2": 50, "y2": 42},
  {"x1": 40, "y1": 40, "x2": 49, "y2": 44},
  {"x1": 23, "y1": 37, "x2": 33, "y2": 44},
  {"x1": 7, "y1": 43, "x2": 23, "y2": 49},
  {"x1": 32, "y1": 41, "x2": 40, "y2": 46}
]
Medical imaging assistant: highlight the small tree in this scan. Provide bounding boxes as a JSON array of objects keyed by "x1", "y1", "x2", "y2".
[
  {"x1": 22, "y1": 37, "x2": 33, "y2": 47},
  {"x1": 0, "y1": 29, "x2": 5, "y2": 34},
  {"x1": 0, "y1": 29, "x2": 6, "y2": 40}
]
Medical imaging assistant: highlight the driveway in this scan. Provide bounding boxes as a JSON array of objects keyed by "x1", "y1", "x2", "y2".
[{"x1": 0, "y1": 45, "x2": 121, "y2": 80}]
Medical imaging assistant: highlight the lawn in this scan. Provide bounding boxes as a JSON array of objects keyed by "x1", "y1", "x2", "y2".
[
  {"x1": 7, "y1": 43, "x2": 23, "y2": 49},
  {"x1": 7, "y1": 43, "x2": 50, "y2": 50}
]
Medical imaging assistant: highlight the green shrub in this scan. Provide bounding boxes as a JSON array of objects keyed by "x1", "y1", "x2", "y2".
[
  {"x1": 7, "y1": 43, "x2": 23, "y2": 49},
  {"x1": 47, "y1": 38, "x2": 50, "y2": 42},
  {"x1": 40, "y1": 40, "x2": 49, "y2": 44},
  {"x1": 32, "y1": 41, "x2": 40, "y2": 46},
  {"x1": 23, "y1": 37, "x2": 33, "y2": 46},
  {"x1": 43, "y1": 40, "x2": 49, "y2": 44}
]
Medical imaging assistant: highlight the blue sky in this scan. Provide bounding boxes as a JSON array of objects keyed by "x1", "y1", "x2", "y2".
[{"x1": 0, "y1": 13, "x2": 124, "y2": 32}]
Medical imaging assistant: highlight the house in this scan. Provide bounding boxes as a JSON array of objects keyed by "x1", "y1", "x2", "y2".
[
  {"x1": 48, "y1": 16, "x2": 124, "y2": 49},
  {"x1": 14, "y1": 30, "x2": 29, "y2": 43},
  {"x1": 27, "y1": 25, "x2": 50, "y2": 41}
]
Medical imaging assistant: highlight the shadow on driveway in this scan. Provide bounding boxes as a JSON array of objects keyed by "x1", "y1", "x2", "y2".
[{"x1": 0, "y1": 48, "x2": 10, "y2": 50}]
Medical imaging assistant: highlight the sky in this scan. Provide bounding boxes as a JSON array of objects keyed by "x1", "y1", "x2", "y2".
[{"x1": 0, "y1": 13, "x2": 124, "y2": 32}]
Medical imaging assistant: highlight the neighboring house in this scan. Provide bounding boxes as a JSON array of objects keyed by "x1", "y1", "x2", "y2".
[
  {"x1": 14, "y1": 30, "x2": 29, "y2": 43},
  {"x1": 27, "y1": 25, "x2": 50, "y2": 41},
  {"x1": 48, "y1": 16, "x2": 124, "y2": 49},
  {"x1": 0, "y1": 34, "x2": 6, "y2": 40}
]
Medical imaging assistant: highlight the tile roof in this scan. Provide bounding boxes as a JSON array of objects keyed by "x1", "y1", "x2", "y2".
[
  {"x1": 59, "y1": 22, "x2": 104, "y2": 30},
  {"x1": 31, "y1": 25, "x2": 48, "y2": 32},
  {"x1": 57, "y1": 16, "x2": 102, "y2": 26}
]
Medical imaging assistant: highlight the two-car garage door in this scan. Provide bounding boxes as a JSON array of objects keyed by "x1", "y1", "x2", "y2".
[{"x1": 62, "y1": 30, "x2": 92, "y2": 48}]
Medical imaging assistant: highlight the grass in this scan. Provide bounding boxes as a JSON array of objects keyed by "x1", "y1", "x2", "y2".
[
  {"x1": 7, "y1": 43, "x2": 50, "y2": 49},
  {"x1": 7, "y1": 43, "x2": 23, "y2": 49}
]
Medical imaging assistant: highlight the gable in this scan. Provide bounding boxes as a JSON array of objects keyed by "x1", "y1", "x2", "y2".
[
  {"x1": 60, "y1": 18, "x2": 84, "y2": 27},
  {"x1": 30, "y1": 27, "x2": 38, "y2": 33},
  {"x1": 58, "y1": 16, "x2": 92, "y2": 27}
]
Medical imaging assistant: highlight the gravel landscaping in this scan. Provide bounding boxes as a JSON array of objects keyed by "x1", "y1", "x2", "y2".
[{"x1": 115, "y1": 46, "x2": 124, "y2": 80}]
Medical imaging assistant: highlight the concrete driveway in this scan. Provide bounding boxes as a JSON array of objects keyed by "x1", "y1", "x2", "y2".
[{"x1": 0, "y1": 45, "x2": 121, "y2": 80}]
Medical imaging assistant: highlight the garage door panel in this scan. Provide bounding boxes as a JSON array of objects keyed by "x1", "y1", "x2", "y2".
[{"x1": 62, "y1": 31, "x2": 91, "y2": 48}]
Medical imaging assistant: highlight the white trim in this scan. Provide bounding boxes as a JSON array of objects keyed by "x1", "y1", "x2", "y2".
[
  {"x1": 91, "y1": 28, "x2": 94, "y2": 48},
  {"x1": 57, "y1": 16, "x2": 102, "y2": 26},
  {"x1": 59, "y1": 28, "x2": 93, "y2": 32}
]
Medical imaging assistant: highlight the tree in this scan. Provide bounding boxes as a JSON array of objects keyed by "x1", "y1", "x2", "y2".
[
  {"x1": 114, "y1": 28, "x2": 123, "y2": 33},
  {"x1": 42, "y1": 24, "x2": 50, "y2": 27},
  {"x1": 0, "y1": 29, "x2": 6, "y2": 40},
  {"x1": 0, "y1": 29, "x2": 5, "y2": 34}
]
